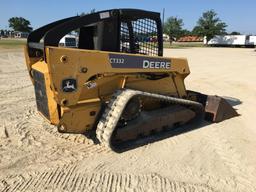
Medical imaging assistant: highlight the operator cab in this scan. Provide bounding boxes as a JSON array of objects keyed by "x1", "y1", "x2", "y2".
[{"x1": 27, "y1": 9, "x2": 163, "y2": 58}]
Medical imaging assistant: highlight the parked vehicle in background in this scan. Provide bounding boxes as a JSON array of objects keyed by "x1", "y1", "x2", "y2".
[
  {"x1": 59, "y1": 34, "x2": 77, "y2": 48},
  {"x1": 14, "y1": 32, "x2": 29, "y2": 38},
  {"x1": 205, "y1": 35, "x2": 256, "y2": 48},
  {"x1": 249, "y1": 36, "x2": 256, "y2": 46},
  {"x1": 163, "y1": 34, "x2": 170, "y2": 42}
]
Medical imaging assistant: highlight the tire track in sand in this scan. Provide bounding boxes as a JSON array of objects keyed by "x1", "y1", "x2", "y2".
[
  {"x1": 13, "y1": 112, "x2": 110, "y2": 158},
  {"x1": 1, "y1": 165, "x2": 217, "y2": 192},
  {"x1": 201, "y1": 126, "x2": 256, "y2": 192}
]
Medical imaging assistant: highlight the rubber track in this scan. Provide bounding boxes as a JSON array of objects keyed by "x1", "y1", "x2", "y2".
[{"x1": 96, "y1": 89, "x2": 204, "y2": 150}]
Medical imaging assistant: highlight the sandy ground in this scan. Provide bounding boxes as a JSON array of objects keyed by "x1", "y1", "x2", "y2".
[{"x1": 0, "y1": 47, "x2": 256, "y2": 192}]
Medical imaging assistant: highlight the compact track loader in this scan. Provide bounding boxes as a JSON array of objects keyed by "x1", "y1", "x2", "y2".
[{"x1": 24, "y1": 9, "x2": 238, "y2": 151}]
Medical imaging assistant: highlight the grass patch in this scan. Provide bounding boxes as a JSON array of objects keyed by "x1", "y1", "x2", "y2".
[
  {"x1": 0, "y1": 38, "x2": 26, "y2": 49},
  {"x1": 0, "y1": 38, "x2": 205, "y2": 50},
  {"x1": 164, "y1": 42, "x2": 205, "y2": 49}
]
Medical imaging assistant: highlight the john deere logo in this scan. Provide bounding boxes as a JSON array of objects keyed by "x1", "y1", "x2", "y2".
[
  {"x1": 109, "y1": 54, "x2": 171, "y2": 69},
  {"x1": 142, "y1": 60, "x2": 171, "y2": 69},
  {"x1": 62, "y1": 79, "x2": 77, "y2": 92}
]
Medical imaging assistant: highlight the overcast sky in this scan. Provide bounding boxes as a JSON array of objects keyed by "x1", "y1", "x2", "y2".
[{"x1": 0, "y1": 0, "x2": 255, "y2": 34}]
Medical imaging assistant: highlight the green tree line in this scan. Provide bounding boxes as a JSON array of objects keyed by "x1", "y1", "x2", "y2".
[
  {"x1": 164, "y1": 10, "x2": 240, "y2": 44},
  {"x1": 8, "y1": 17, "x2": 33, "y2": 32}
]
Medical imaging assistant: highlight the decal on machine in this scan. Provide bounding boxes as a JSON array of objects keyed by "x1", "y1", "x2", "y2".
[
  {"x1": 109, "y1": 54, "x2": 171, "y2": 69},
  {"x1": 62, "y1": 79, "x2": 77, "y2": 92},
  {"x1": 100, "y1": 12, "x2": 110, "y2": 19},
  {"x1": 84, "y1": 81, "x2": 97, "y2": 89}
]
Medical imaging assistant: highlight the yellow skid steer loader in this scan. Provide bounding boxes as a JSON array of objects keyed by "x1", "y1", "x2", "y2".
[{"x1": 24, "y1": 9, "x2": 238, "y2": 151}]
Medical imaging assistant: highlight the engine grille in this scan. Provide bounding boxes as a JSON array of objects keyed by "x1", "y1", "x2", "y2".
[{"x1": 33, "y1": 70, "x2": 50, "y2": 120}]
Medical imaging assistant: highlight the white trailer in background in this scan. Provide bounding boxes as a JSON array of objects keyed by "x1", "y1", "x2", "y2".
[
  {"x1": 249, "y1": 36, "x2": 256, "y2": 46},
  {"x1": 59, "y1": 34, "x2": 77, "y2": 48},
  {"x1": 205, "y1": 35, "x2": 255, "y2": 47}
]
